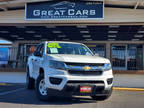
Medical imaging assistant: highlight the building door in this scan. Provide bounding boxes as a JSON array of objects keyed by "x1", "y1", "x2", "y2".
[
  {"x1": 136, "y1": 45, "x2": 143, "y2": 70},
  {"x1": 143, "y1": 45, "x2": 144, "y2": 70},
  {"x1": 111, "y1": 45, "x2": 127, "y2": 70},
  {"x1": 127, "y1": 45, "x2": 143, "y2": 70}
]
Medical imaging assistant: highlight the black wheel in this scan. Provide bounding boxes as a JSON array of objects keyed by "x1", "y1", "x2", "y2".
[
  {"x1": 35, "y1": 74, "x2": 50, "y2": 101},
  {"x1": 26, "y1": 68, "x2": 35, "y2": 89},
  {"x1": 91, "y1": 87, "x2": 113, "y2": 101}
]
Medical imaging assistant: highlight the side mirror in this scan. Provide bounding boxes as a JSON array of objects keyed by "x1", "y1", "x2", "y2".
[{"x1": 94, "y1": 53, "x2": 99, "y2": 56}]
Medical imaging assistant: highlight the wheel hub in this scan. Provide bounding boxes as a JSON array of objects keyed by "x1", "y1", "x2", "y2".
[{"x1": 39, "y1": 79, "x2": 47, "y2": 96}]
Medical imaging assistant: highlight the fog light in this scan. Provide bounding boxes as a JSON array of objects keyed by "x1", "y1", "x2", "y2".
[
  {"x1": 107, "y1": 78, "x2": 113, "y2": 85},
  {"x1": 49, "y1": 77, "x2": 62, "y2": 85}
]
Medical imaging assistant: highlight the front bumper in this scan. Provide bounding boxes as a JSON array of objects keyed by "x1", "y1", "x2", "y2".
[
  {"x1": 44, "y1": 68, "x2": 113, "y2": 91},
  {"x1": 46, "y1": 83, "x2": 112, "y2": 97}
]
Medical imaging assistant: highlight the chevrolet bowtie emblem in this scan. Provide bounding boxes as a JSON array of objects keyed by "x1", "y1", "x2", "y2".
[
  {"x1": 83, "y1": 66, "x2": 91, "y2": 70},
  {"x1": 98, "y1": 66, "x2": 102, "y2": 69}
]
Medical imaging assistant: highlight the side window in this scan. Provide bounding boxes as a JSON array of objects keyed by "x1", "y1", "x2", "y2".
[
  {"x1": 39, "y1": 44, "x2": 44, "y2": 56},
  {"x1": 34, "y1": 44, "x2": 44, "y2": 57},
  {"x1": 34, "y1": 45, "x2": 41, "y2": 56}
]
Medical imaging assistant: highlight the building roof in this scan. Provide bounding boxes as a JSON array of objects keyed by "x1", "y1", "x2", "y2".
[
  {"x1": 0, "y1": 1, "x2": 143, "y2": 42},
  {"x1": 0, "y1": 0, "x2": 144, "y2": 12},
  {"x1": 0, "y1": 25, "x2": 143, "y2": 41}
]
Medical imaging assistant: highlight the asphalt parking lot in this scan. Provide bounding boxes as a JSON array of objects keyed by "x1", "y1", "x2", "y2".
[{"x1": 0, "y1": 84, "x2": 144, "y2": 108}]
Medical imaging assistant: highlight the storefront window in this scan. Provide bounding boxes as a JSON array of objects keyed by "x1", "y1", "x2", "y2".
[
  {"x1": 111, "y1": 44, "x2": 144, "y2": 70},
  {"x1": 17, "y1": 44, "x2": 38, "y2": 68},
  {"x1": 89, "y1": 45, "x2": 106, "y2": 57},
  {"x1": 111, "y1": 45, "x2": 126, "y2": 70}
]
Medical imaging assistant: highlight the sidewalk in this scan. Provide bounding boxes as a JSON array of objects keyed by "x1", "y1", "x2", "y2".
[
  {"x1": 0, "y1": 72, "x2": 26, "y2": 83},
  {"x1": 0, "y1": 72, "x2": 144, "y2": 88},
  {"x1": 113, "y1": 74, "x2": 144, "y2": 88}
]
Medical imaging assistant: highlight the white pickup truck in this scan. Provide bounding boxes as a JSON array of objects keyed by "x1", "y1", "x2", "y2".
[{"x1": 26, "y1": 41, "x2": 113, "y2": 101}]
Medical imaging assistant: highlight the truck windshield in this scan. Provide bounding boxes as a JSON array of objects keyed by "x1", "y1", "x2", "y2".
[{"x1": 47, "y1": 43, "x2": 93, "y2": 56}]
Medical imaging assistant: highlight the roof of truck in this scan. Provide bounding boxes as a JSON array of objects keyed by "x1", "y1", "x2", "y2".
[{"x1": 46, "y1": 41, "x2": 83, "y2": 44}]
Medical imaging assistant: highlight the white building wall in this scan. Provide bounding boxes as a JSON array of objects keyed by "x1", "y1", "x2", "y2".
[{"x1": 0, "y1": 8, "x2": 143, "y2": 24}]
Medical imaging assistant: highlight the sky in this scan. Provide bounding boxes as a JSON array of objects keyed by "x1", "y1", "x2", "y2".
[{"x1": 0, "y1": 40, "x2": 12, "y2": 44}]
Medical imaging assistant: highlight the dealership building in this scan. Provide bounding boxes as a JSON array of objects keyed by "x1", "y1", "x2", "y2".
[{"x1": 0, "y1": 0, "x2": 144, "y2": 73}]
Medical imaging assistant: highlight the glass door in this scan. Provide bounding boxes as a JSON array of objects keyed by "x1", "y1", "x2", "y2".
[
  {"x1": 111, "y1": 45, "x2": 127, "y2": 70},
  {"x1": 143, "y1": 45, "x2": 144, "y2": 70},
  {"x1": 127, "y1": 45, "x2": 137, "y2": 70},
  {"x1": 127, "y1": 44, "x2": 143, "y2": 70},
  {"x1": 136, "y1": 45, "x2": 143, "y2": 70}
]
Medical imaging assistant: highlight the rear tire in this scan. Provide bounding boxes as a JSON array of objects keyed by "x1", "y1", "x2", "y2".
[
  {"x1": 91, "y1": 87, "x2": 113, "y2": 101},
  {"x1": 36, "y1": 74, "x2": 50, "y2": 101},
  {"x1": 26, "y1": 70, "x2": 35, "y2": 89}
]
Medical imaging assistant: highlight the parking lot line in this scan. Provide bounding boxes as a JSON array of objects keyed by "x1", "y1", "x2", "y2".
[
  {"x1": 0, "y1": 88, "x2": 25, "y2": 96},
  {"x1": 113, "y1": 87, "x2": 144, "y2": 91}
]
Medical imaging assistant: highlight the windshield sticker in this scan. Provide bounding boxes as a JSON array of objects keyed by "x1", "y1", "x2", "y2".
[
  {"x1": 83, "y1": 46, "x2": 87, "y2": 51},
  {"x1": 86, "y1": 52, "x2": 91, "y2": 56},
  {"x1": 50, "y1": 48, "x2": 58, "y2": 53},
  {"x1": 47, "y1": 43, "x2": 61, "y2": 48}
]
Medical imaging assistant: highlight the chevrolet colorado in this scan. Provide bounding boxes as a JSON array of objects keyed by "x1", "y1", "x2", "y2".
[{"x1": 26, "y1": 41, "x2": 113, "y2": 101}]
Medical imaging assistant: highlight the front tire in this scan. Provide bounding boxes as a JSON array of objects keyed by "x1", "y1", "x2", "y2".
[
  {"x1": 36, "y1": 74, "x2": 50, "y2": 101},
  {"x1": 26, "y1": 71, "x2": 35, "y2": 89},
  {"x1": 91, "y1": 87, "x2": 113, "y2": 101}
]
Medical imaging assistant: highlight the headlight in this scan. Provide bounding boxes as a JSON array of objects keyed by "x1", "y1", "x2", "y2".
[
  {"x1": 102, "y1": 63, "x2": 111, "y2": 71},
  {"x1": 49, "y1": 60, "x2": 66, "y2": 70}
]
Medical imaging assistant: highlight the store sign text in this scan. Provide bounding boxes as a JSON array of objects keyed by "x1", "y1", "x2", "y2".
[{"x1": 25, "y1": 1, "x2": 104, "y2": 20}]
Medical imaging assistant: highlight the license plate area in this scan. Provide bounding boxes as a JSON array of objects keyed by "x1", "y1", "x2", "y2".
[{"x1": 80, "y1": 86, "x2": 92, "y2": 93}]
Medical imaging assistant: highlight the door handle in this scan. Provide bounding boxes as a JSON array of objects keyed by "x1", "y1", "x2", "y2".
[{"x1": 31, "y1": 59, "x2": 37, "y2": 61}]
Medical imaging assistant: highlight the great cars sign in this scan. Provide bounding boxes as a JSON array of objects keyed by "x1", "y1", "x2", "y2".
[{"x1": 25, "y1": 1, "x2": 104, "y2": 20}]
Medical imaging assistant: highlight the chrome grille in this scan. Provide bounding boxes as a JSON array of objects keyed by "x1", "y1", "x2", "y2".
[
  {"x1": 68, "y1": 70, "x2": 102, "y2": 75},
  {"x1": 65, "y1": 62, "x2": 104, "y2": 67}
]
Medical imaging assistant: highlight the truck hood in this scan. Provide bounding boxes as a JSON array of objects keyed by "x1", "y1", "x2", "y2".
[{"x1": 48, "y1": 54, "x2": 110, "y2": 63}]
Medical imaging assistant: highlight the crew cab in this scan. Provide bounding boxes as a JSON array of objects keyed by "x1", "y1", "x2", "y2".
[{"x1": 26, "y1": 41, "x2": 113, "y2": 101}]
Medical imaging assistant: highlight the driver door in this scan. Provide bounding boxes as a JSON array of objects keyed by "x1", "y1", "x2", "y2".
[{"x1": 33, "y1": 44, "x2": 44, "y2": 78}]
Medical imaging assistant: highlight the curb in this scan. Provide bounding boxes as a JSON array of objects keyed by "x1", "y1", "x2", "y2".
[
  {"x1": 113, "y1": 87, "x2": 144, "y2": 91},
  {"x1": 1, "y1": 83, "x2": 144, "y2": 91},
  {"x1": 0, "y1": 83, "x2": 7, "y2": 86}
]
